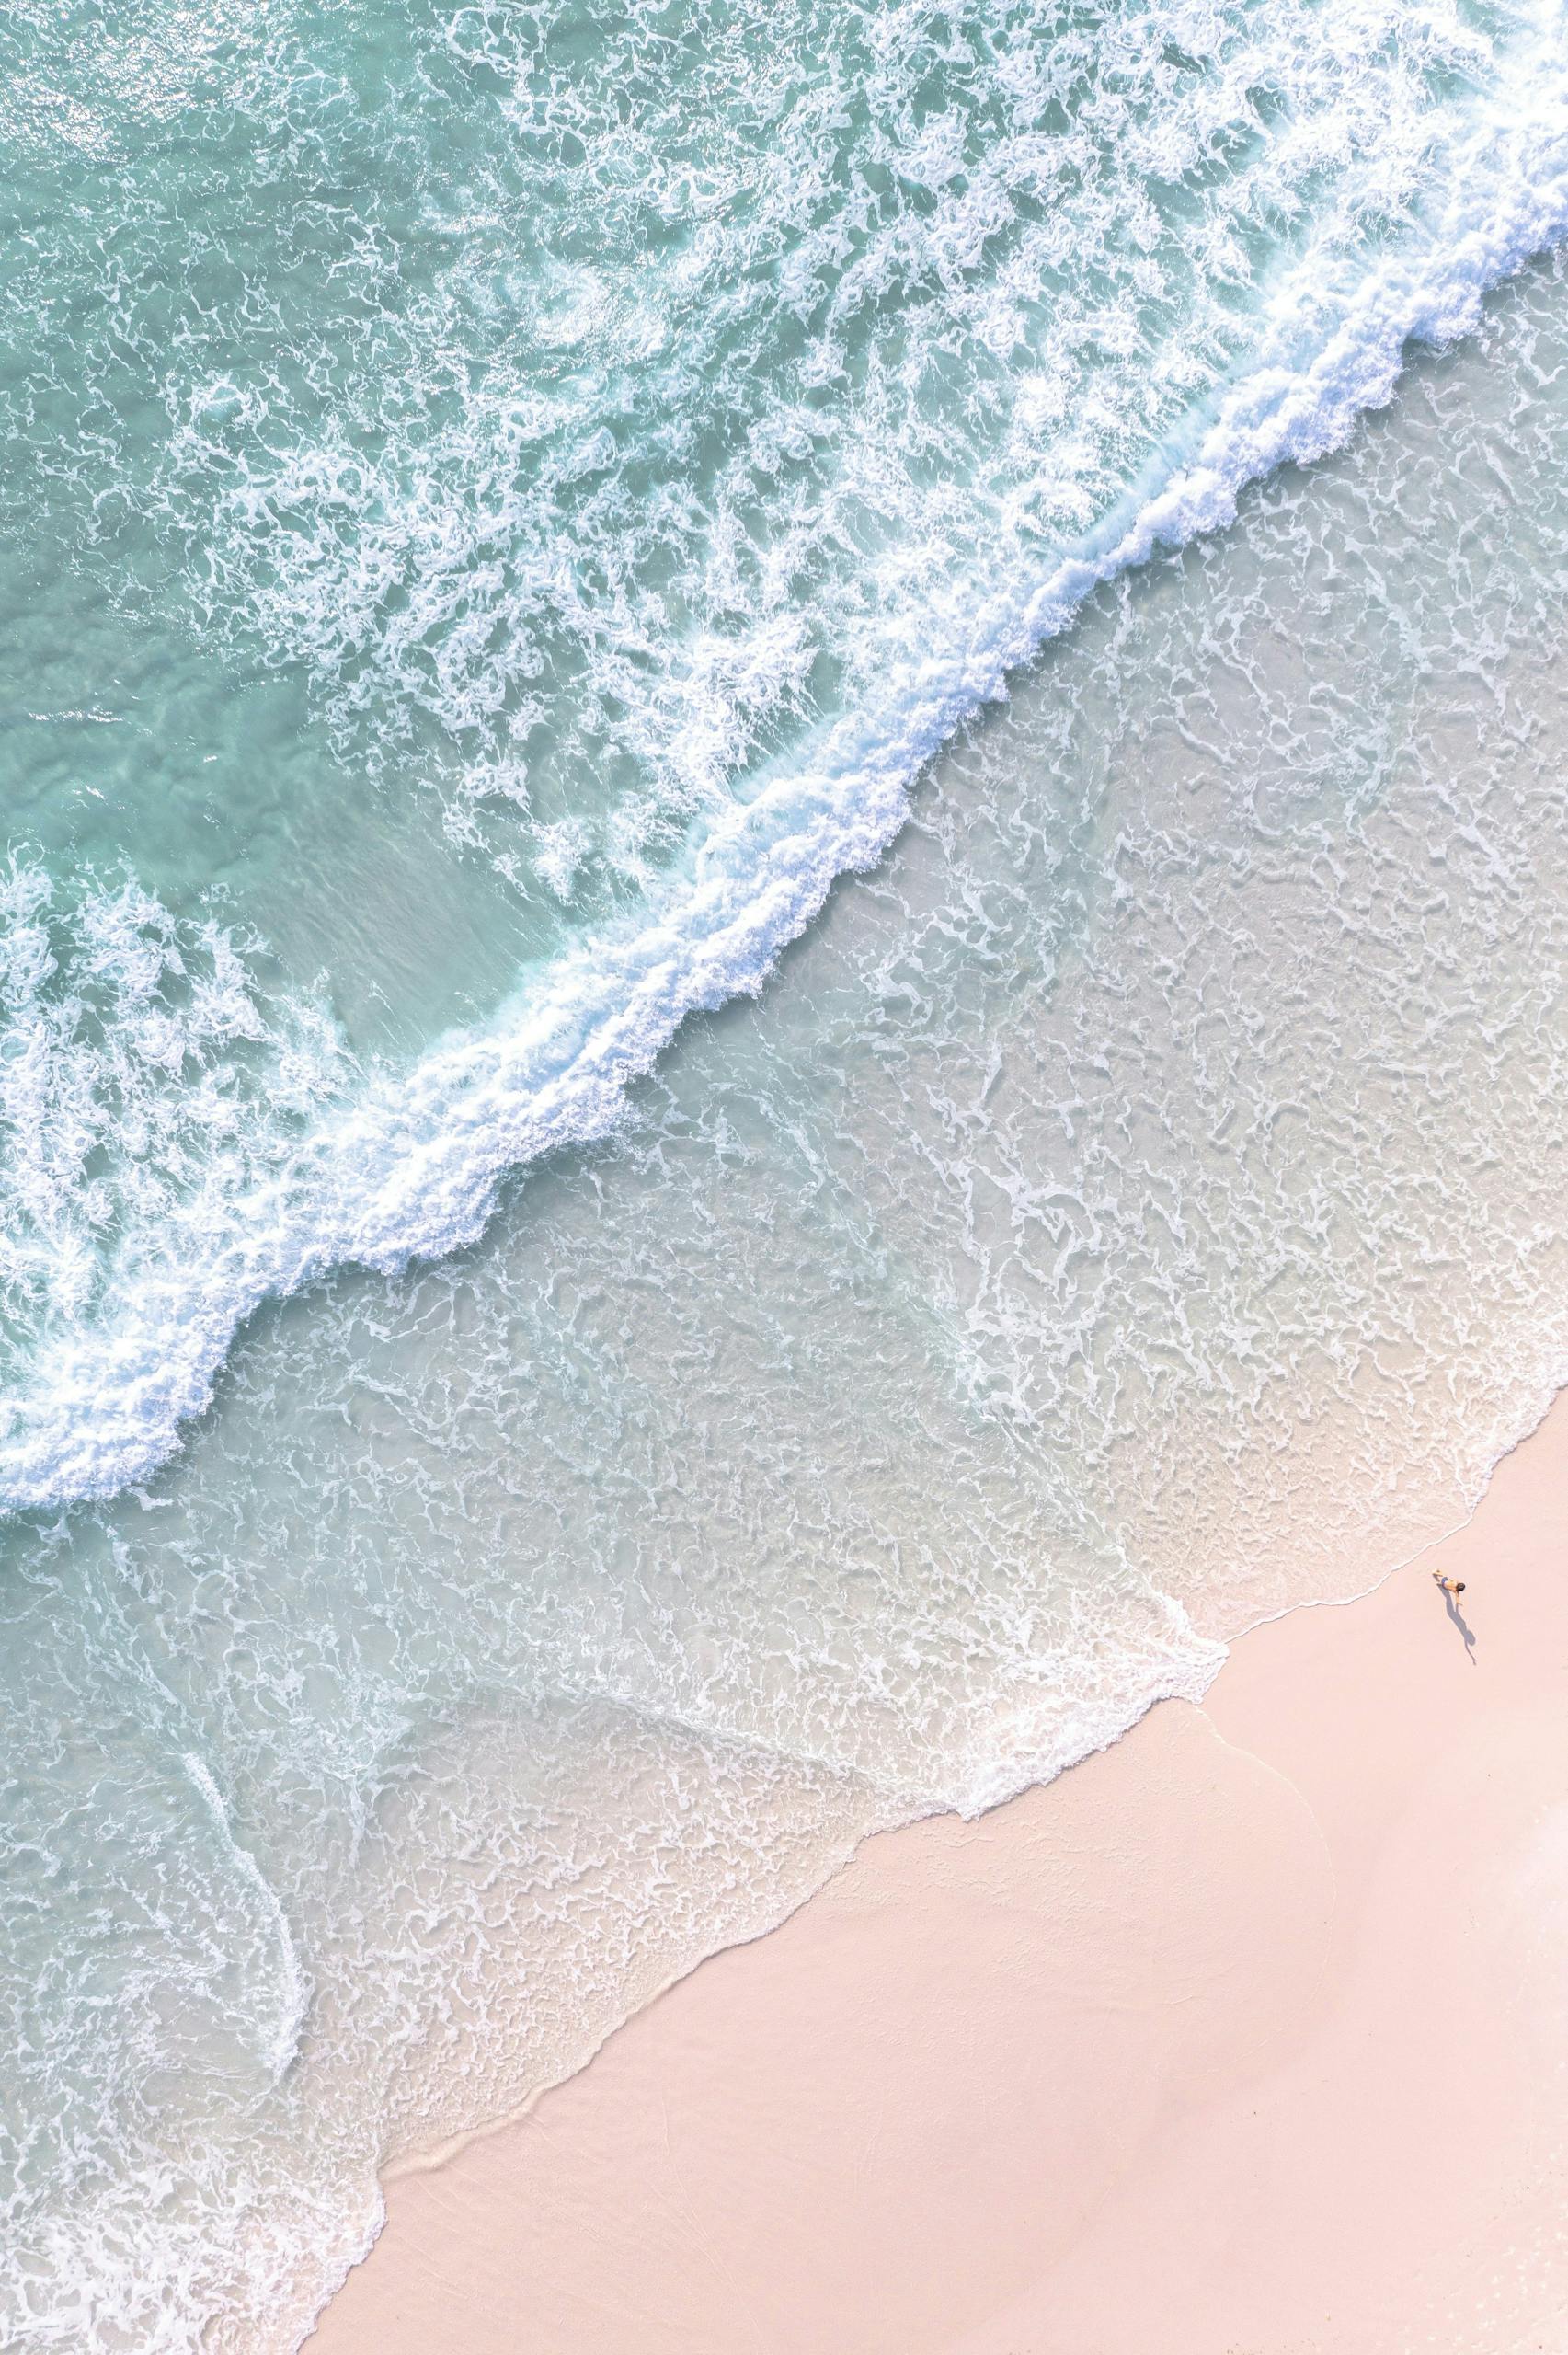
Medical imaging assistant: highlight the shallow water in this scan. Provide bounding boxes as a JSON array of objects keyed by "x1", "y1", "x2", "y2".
[{"x1": 6, "y1": 3, "x2": 1568, "y2": 2347}]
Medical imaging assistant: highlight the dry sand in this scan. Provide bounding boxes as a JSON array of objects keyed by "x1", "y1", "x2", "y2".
[{"x1": 311, "y1": 1398, "x2": 1568, "y2": 2355}]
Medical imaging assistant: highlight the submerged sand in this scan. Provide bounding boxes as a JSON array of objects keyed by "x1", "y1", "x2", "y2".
[{"x1": 311, "y1": 1397, "x2": 1568, "y2": 2354}]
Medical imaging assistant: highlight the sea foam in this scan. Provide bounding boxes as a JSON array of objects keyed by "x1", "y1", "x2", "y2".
[{"x1": 4, "y1": 33, "x2": 1568, "y2": 1511}]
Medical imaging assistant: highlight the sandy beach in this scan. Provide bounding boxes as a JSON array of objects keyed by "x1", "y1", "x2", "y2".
[
  {"x1": 311, "y1": 1396, "x2": 1568, "y2": 2355},
  {"x1": 16, "y1": 7, "x2": 1568, "y2": 2346}
]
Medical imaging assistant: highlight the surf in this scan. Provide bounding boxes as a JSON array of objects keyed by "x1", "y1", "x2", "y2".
[{"x1": 4, "y1": 7, "x2": 1568, "y2": 1511}]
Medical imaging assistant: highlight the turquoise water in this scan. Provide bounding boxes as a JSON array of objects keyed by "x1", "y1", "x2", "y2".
[{"x1": 6, "y1": 1, "x2": 1568, "y2": 2345}]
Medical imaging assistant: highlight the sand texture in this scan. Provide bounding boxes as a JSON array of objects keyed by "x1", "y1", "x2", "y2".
[{"x1": 311, "y1": 1400, "x2": 1568, "y2": 2355}]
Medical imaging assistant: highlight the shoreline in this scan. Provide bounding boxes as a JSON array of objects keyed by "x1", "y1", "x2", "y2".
[{"x1": 311, "y1": 1395, "x2": 1568, "y2": 2354}]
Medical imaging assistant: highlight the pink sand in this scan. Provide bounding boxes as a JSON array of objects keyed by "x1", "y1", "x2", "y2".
[{"x1": 311, "y1": 1400, "x2": 1568, "y2": 2355}]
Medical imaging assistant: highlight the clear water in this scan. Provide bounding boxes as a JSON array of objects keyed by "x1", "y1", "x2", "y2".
[{"x1": 6, "y1": 0, "x2": 1568, "y2": 2346}]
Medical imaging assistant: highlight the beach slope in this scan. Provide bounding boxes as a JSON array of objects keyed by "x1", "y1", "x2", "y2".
[{"x1": 312, "y1": 1399, "x2": 1568, "y2": 2355}]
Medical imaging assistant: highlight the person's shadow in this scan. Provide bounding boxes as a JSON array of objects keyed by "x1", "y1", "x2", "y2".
[{"x1": 1434, "y1": 1576, "x2": 1478, "y2": 1663}]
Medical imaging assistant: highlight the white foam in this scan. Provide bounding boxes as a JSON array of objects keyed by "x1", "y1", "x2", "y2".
[{"x1": 6, "y1": 45, "x2": 1568, "y2": 1511}]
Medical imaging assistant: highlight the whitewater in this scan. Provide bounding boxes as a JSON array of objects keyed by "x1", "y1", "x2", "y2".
[
  {"x1": 8, "y1": 0, "x2": 1568, "y2": 2345},
  {"x1": 6, "y1": 0, "x2": 1568, "y2": 1511}
]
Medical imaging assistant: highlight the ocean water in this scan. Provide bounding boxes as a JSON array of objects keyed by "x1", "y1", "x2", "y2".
[{"x1": 6, "y1": 0, "x2": 1568, "y2": 2345}]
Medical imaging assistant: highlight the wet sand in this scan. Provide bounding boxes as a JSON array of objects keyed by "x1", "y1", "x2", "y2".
[{"x1": 311, "y1": 1396, "x2": 1568, "y2": 2355}]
